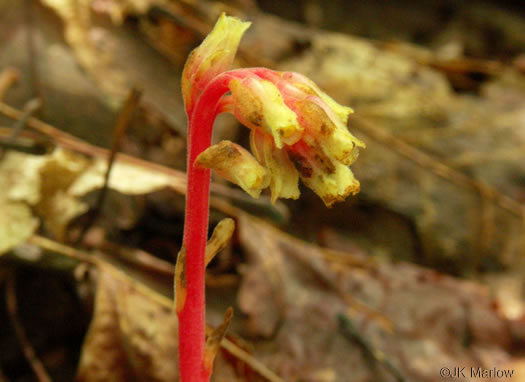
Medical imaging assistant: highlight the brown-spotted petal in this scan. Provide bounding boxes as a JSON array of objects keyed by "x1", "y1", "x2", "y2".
[
  {"x1": 250, "y1": 130, "x2": 300, "y2": 203},
  {"x1": 229, "y1": 77, "x2": 304, "y2": 149},
  {"x1": 282, "y1": 72, "x2": 355, "y2": 124},
  {"x1": 295, "y1": 98, "x2": 365, "y2": 166},
  {"x1": 288, "y1": 141, "x2": 360, "y2": 207},
  {"x1": 195, "y1": 140, "x2": 269, "y2": 198}
]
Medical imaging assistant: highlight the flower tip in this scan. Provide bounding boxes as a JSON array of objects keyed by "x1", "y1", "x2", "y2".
[
  {"x1": 321, "y1": 178, "x2": 361, "y2": 208},
  {"x1": 182, "y1": 13, "x2": 251, "y2": 112}
]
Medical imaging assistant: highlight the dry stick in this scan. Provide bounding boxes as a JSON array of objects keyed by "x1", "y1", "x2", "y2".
[
  {"x1": 0, "y1": 97, "x2": 42, "y2": 158},
  {"x1": 75, "y1": 88, "x2": 142, "y2": 244},
  {"x1": 29, "y1": 235, "x2": 285, "y2": 382},
  {"x1": 5, "y1": 273, "x2": 53, "y2": 382},
  {"x1": 7, "y1": 99, "x2": 42, "y2": 140}
]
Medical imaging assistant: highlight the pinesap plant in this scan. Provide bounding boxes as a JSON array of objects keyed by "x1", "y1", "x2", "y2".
[{"x1": 176, "y1": 13, "x2": 365, "y2": 382}]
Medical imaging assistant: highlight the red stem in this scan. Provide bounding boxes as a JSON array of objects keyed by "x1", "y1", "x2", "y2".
[{"x1": 178, "y1": 72, "x2": 234, "y2": 382}]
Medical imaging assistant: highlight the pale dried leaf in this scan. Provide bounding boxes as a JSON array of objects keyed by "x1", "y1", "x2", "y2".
[
  {"x1": 1, "y1": 151, "x2": 46, "y2": 205},
  {"x1": 0, "y1": 149, "x2": 91, "y2": 240},
  {"x1": 0, "y1": 200, "x2": 38, "y2": 255},
  {"x1": 35, "y1": 149, "x2": 91, "y2": 239},
  {"x1": 69, "y1": 159, "x2": 175, "y2": 197}
]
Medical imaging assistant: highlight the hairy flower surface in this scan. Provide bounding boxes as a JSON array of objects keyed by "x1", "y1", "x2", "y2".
[{"x1": 183, "y1": 13, "x2": 365, "y2": 207}]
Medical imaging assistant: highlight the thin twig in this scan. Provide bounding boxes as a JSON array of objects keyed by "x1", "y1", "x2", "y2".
[
  {"x1": 5, "y1": 272, "x2": 53, "y2": 382},
  {"x1": 29, "y1": 235, "x2": 99, "y2": 266},
  {"x1": 75, "y1": 88, "x2": 142, "y2": 244},
  {"x1": 7, "y1": 99, "x2": 42, "y2": 140},
  {"x1": 0, "y1": 99, "x2": 42, "y2": 160},
  {"x1": 0, "y1": 127, "x2": 52, "y2": 155},
  {"x1": 220, "y1": 340, "x2": 284, "y2": 382}
]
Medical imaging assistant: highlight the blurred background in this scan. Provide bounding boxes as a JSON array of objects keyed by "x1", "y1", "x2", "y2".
[{"x1": 0, "y1": 0, "x2": 524, "y2": 381}]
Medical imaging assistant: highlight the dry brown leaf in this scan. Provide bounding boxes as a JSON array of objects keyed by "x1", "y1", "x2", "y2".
[
  {"x1": 76, "y1": 265, "x2": 179, "y2": 382},
  {"x1": 31, "y1": 236, "x2": 283, "y2": 382},
  {"x1": 236, "y1": 213, "x2": 516, "y2": 382}
]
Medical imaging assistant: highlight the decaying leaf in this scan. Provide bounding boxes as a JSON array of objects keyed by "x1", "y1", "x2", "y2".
[
  {"x1": 0, "y1": 152, "x2": 42, "y2": 254},
  {"x1": 76, "y1": 265, "x2": 179, "y2": 382},
  {"x1": 0, "y1": 200, "x2": 38, "y2": 255},
  {"x1": 34, "y1": 149, "x2": 91, "y2": 240},
  {"x1": 236, "y1": 213, "x2": 515, "y2": 382},
  {"x1": 91, "y1": 0, "x2": 168, "y2": 25},
  {"x1": 0, "y1": 147, "x2": 187, "y2": 244},
  {"x1": 0, "y1": 149, "x2": 91, "y2": 241}
]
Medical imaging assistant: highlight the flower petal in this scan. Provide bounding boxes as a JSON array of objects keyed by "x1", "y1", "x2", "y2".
[
  {"x1": 182, "y1": 13, "x2": 251, "y2": 113},
  {"x1": 294, "y1": 99, "x2": 365, "y2": 165},
  {"x1": 229, "y1": 77, "x2": 304, "y2": 148},
  {"x1": 288, "y1": 142, "x2": 360, "y2": 207},
  {"x1": 250, "y1": 130, "x2": 300, "y2": 203},
  {"x1": 283, "y1": 72, "x2": 354, "y2": 124},
  {"x1": 195, "y1": 140, "x2": 269, "y2": 198},
  {"x1": 263, "y1": 137, "x2": 301, "y2": 203}
]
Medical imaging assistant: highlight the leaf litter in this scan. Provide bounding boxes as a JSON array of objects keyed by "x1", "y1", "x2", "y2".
[{"x1": 0, "y1": 0, "x2": 525, "y2": 381}]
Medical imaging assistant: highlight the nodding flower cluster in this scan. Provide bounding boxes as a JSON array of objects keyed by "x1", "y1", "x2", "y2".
[
  {"x1": 177, "y1": 13, "x2": 365, "y2": 382},
  {"x1": 183, "y1": 13, "x2": 365, "y2": 207}
]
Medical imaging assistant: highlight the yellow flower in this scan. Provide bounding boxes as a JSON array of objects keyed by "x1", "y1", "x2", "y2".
[
  {"x1": 182, "y1": 13, "x2": 365, "y2": 207},
  {"x1": 195, "y1": 140, "x2": 269, "y2": 198},
  {"x1": 181, "y1": 13, "x2": 251, "y2": 114}
]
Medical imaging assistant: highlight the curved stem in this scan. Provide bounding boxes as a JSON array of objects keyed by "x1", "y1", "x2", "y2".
[{"x1": 178, "y1": 72, "x2": 234, "y2": 382}]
